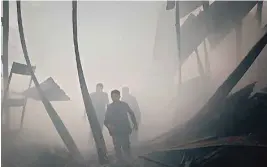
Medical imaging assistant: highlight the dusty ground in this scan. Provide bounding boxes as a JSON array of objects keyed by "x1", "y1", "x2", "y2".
[{"x1": 1, "y1": 129, "x2": 143, "y2": 167}]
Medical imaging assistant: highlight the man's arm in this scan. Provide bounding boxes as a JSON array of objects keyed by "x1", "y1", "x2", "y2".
[{"x1": 126, "y1": 104, "x2": 138, "y2": 130}]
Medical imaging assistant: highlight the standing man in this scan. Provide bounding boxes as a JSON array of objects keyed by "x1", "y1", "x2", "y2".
[
  {"x1": 85, "y1": 83, "x2": 109, "y2": 131},
  {"x1": 121, "y1": 87, "x2": 141, "y2": 145},
  {"x1": 104, "y1": 90, "x2": 138, "y2": 163}
]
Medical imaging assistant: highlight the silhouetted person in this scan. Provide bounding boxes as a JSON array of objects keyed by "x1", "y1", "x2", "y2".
[
  {"x1": 104, "y1": 90, "x2": 138, "y2": 163},
  {"x1": 121, "y1": 87, "x2": 141, "y2": 146},
  {"x1": 84, "y1": 83, "x2": 109, "y2": 130}
]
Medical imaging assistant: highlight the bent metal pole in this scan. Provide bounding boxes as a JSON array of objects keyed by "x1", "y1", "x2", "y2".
[
  {"x1": 2, "y1": 1, "x2": 10, "y2": 131},
  {"x1": 16, "y1": 1, "x2": 83, "y2": 162},
  {"x1": 72, "y1": 1, "x2": 109, "y2": 165}
]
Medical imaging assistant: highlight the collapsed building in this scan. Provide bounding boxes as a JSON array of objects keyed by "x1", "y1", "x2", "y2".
[{"x1": 2, "y1": 1, "x2": 267, "y2": 167}]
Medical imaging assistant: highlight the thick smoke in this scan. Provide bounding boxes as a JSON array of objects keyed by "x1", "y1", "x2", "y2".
[{"x1": 4, "y1": 1, "x2": 267, "y2": 157}]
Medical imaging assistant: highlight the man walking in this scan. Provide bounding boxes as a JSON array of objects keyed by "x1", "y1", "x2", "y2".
[
  {"x1": 85, "y1": 83, "x2": 109, "y2": 130},
  {"x1": 121, "y1": 87, "x2": 141, "y2": 146},
  {"x1": 104, "y1": 90, "x2": 138, "y2": 163}
]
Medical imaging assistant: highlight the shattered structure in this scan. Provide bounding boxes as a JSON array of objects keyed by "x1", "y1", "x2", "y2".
[{"x1": 2, "y1": 1, "x2": 267, "y2": 167}]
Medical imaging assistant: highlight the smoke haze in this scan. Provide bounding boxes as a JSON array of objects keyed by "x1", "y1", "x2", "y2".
[{"x1": 4, "y1": 1, "x2": 267, "y2": 156}]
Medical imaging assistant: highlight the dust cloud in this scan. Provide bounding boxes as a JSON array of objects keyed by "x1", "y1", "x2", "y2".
[{"x1": 4, "y1": 1, "x2": 267, "y2": 156}]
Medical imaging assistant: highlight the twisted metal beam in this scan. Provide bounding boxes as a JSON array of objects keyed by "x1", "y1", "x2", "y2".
[
  {"x1": 72, "y1": 1, "x2": 109, "y2": 165},
  {"x1": 16, "y1": 1, "x2": 83, "y2": 162},
  {"x1": 184, "y1": 32, "x2": 267, "y2": 139}
]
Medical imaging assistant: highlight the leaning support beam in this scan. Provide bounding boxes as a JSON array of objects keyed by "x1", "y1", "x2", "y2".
[
  {"x1": 1, "y1": 62, "x2": 36, "y2": 130},
  {"x1": 184, "y1": 32, "x2": 267, "y2": 138},
  {"x1": 16, "y1": 1, "x2": 83, "y2": 162},
  {"x1": 2, "y1": 1, "x2": 10, "y2": 131},
  {"x1": 256, "y1": 1, "x2": 263, "y2": 27},
  {"x1": 203, "y1": 39, "x2": 210, "y2": 76},
  {"x1": 235, "y1": 21, "x2": 243, "y2": 63},
  {"x1": 255, "y1": 1, "x2": 263, "y2": 81},
  {"x1": 195, "y1": 48, "x2": 205, "y2": 78},
  {"x1": 20, "y1": 76, "x2": 33, "y2": 130},
  {"x1": 1, "y1": 71, "x2": 12, "y2": 126},
  {"x1": 202, "y1": 1, "x2": 211, "y2": 76},
  {"x1": 72, "y1": 1, "x2": 109, "y2": 165},
  {"x1": 175, "y1": 1, "x2": 182, "y2": 85}
]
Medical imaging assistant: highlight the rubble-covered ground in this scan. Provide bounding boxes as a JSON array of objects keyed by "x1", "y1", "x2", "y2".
[
  {"x1": 2, "y1": 84, "x2": 266, "y2": 167},
  {"x1": 134, "y1": 84, "x2": 267, "y2": 167},
  {"x1": 2, "y1": 130, "x2": 79, "y2": 167},
  {"x1": 1, "y1": 129, "x2": 137, "y2": 167}
]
